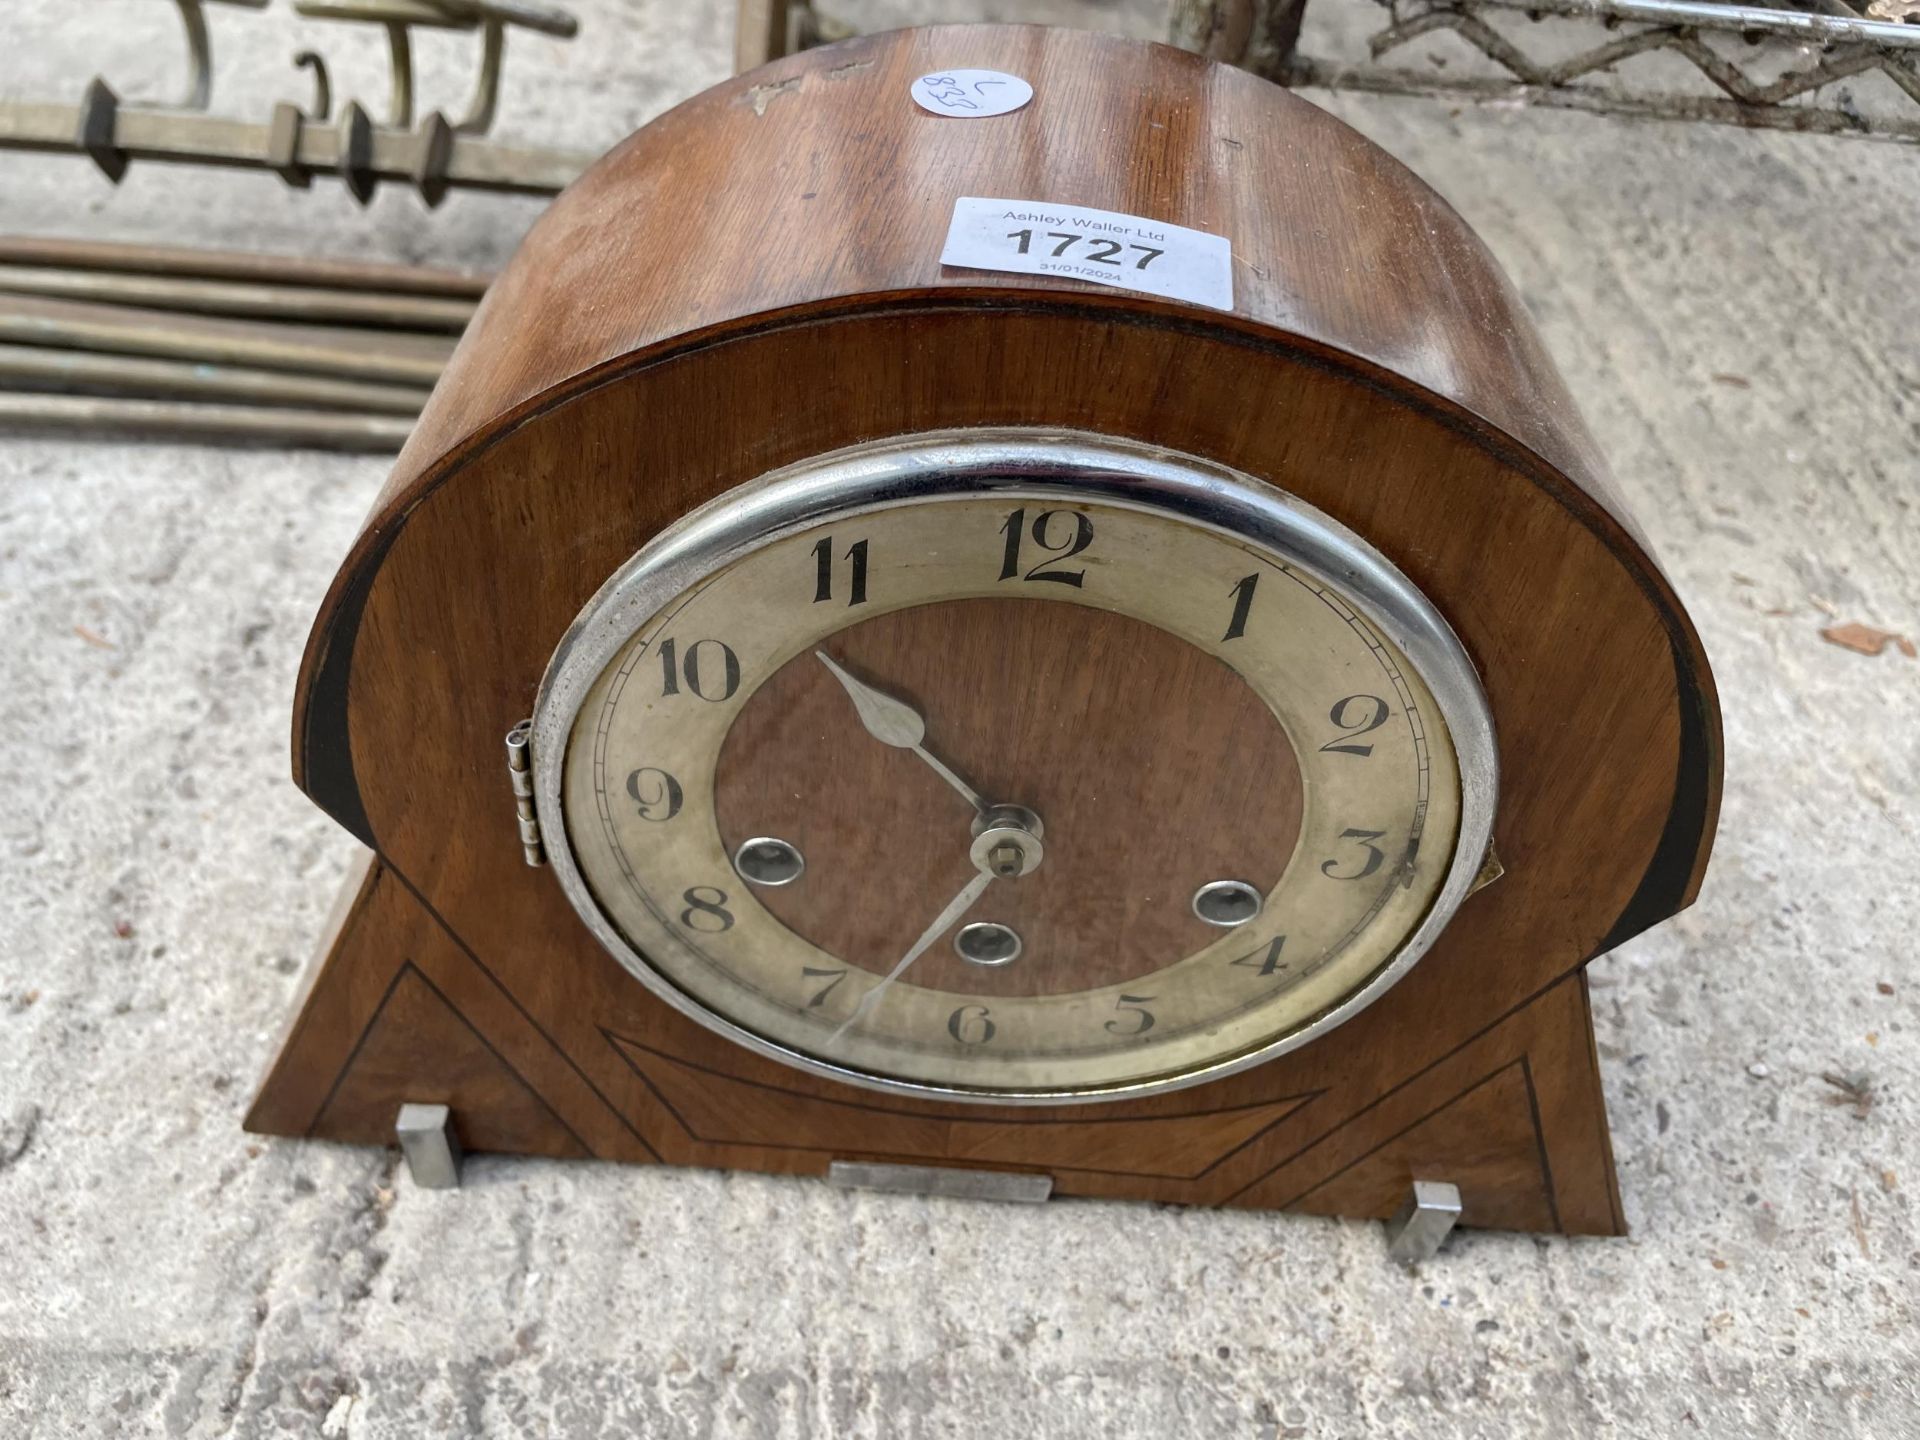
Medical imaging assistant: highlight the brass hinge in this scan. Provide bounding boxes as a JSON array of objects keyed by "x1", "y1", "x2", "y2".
[
  {"x1": 1468, "y1": 841, "x2": 1504, "y2": 896},
  {"x1": 504, "y1": 719, "x2": 545, "y2": 867}
]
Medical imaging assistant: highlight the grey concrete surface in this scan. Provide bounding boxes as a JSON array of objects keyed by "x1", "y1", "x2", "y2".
[{"x1": 2, "y1": 3, "x2": 1917, "y2": 1436}]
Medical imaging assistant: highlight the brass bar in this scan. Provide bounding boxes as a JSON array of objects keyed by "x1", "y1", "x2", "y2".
[
  {"x1": 0, "y1": 235, "x2": 491, "y2": 297},
  {"x1": 735, "y1": 0, "x2": 789, "y2": 73},
  {"x1": 0, "y1": 265, "x2": 476, "y2": 331},
  {"x1": 300, "y1": 0, "x2": 576, "y2": 37},
  {"x1": 0, "y1": 293, "x2": 455, "y2": 386},
  {"x1": 0, "y1": 394, "x2": 412, "y2": 451},
  {"x1": 0, "y1": 101, "x2": 83, "y2": 150},
  {"x1": 0, "y1": 99, "x2": 594, "y2": 196},
  {"x1": 295, "y1": 0, "x2": 474, "y2": 28},
  {"x1": 456, "y1": 0, "x2": 577, "y2": 37},
  {"x1": 0, "y1": 344, "x2": 430, "y2": 414}
]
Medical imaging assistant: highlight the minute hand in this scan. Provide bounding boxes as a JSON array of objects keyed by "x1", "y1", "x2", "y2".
[
  {"x1": 814, "y1": 650, "x2": 985, "y2": 812},
  {"x1": 829, "y1": 869, "x2": 994, "y2": 1044}
]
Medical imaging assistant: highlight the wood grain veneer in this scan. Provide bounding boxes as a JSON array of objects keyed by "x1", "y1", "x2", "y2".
[{"x1": 248, "y1": 25, "x2": 1721, "y2": 1235}]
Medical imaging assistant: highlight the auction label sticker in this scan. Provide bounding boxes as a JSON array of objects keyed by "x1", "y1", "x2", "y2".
[
  {"x1": 940, "y1": 197, "x2": 1233, "y2": 312},
  {"x1": 911, "y1": 71, "x2": 1033, "y2": 118}
]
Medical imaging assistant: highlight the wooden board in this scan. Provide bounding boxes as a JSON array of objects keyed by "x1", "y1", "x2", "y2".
[{"x1": 247, "y1": 25, "x2": 1722, "y2": 1235}]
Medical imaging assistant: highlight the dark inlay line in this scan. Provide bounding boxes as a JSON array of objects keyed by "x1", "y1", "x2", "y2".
[
  {"x1": 307, "y1": 957, "x2": 409, "y2": 1139},
  {"x1": 401, "y1": 960, "x2": 594, "y2": 1159},
  {"x1": 600, "y1": 1028, "x2": 1323, "y2": 1182},
  {"x1": 1276, "y1": 1058, "x2": 1529, "y2": 1218},
  {"x1": 1519, "y1": 1053, "x2": 1563, "y2": 1233},
  {"x1": 383, "y1": 865, "x2": 664, "y2": 1162},
  {"x1": 1224, "y1": 971, "x2": 1584, "y2": 1204}
]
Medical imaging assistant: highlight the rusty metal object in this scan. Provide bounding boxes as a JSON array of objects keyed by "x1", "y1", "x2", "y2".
[{"x1": 1264, "y1": 0, "x2": 1920, "y2": 144}]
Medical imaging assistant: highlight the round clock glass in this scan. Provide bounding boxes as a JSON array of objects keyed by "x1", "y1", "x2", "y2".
[{"x1": 531, "y1": 432, "x2": 1496, "y2": 1103}]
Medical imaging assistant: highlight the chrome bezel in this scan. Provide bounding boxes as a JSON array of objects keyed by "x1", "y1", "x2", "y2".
[{"x1": 531, "y1": 429, "x2": 1497, "y2": 1106}]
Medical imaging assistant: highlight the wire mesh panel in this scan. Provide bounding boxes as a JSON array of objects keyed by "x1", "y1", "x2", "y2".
[{"x1": 1281, "y1": 0, "x2": 1920, "y2": 143}]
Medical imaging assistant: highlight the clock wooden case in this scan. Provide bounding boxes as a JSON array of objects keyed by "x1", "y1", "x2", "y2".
[{"x1": 247, "y1": 24, "x2": 1721, "y2": 1236}]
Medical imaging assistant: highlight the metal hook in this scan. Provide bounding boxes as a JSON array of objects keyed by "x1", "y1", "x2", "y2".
[
  {"x1": 265, "y1": 44, "x2": 330, "y2": 188},
  {"x1": 293, "y1": 49, "x2": 333, "y2": 120},
  {"x1": 454, "y1": 17, "x2": 505, "y2": 134},
  {"x1": 453, "y1": 2, "x2": 581, "y2": 135},
  {"x1": 383, "y1": 20, "x2": 416, "y2": 130},
  {"x1": 291, "y1": 3, "x2": 430, "y2": 132},
  {"x1": 166, "y1": 0, "x2": 269, "y2": 111},
  {"x1": 173, "y1": 0, "x2": 215, "y2": 110}
]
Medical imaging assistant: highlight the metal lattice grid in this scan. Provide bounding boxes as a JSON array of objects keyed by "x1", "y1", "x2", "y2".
[{"x1": 1281, "y1": 0, "x2": 1920, "y2": 143}]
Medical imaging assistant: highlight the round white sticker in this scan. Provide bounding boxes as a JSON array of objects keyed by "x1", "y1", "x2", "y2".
[{"x1": 911, "y1": 70, "x2": 1033, "y2": 119}]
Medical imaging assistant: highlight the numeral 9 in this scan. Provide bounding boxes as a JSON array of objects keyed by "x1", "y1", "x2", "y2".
[{"x1": 624, "y1": 767, "x2": 683, "y2": 821}]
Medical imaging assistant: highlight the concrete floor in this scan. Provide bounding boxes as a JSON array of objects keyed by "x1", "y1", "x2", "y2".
[{"x1": 2, "y1": 3, "x2": 1917, "y2": 1436}]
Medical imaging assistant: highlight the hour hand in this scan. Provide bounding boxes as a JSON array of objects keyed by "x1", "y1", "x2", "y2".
[{"x1": 814, "y1": 650, "x2": 985, "y2": 812}]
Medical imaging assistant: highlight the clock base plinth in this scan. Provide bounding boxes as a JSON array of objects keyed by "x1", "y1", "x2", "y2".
[{"x1": 246, "y1": 850, "x2": 1628, "y2": 1237}]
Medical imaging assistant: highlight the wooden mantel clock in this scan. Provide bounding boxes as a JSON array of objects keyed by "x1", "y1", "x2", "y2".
[{"x1": 248, "y1": 24, "x2": 1722, "y2": 1239}]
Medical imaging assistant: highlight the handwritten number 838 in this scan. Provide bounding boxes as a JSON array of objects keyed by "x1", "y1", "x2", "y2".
[{"x1": 920, "y1": 75, "x2": 980, "y2": 110}]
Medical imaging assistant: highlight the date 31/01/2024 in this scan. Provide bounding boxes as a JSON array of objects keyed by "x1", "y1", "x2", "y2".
[{"x1": 1007, "y1": 229, "x2": 1166, "y2": 271}]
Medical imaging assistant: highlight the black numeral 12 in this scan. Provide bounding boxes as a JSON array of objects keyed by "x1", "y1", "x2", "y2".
[
  {"x1": 999, "y1": 507, "x2": 1094, "y2": 587},
  {"x1": 812, "y1": 536, "x2": 868, "y2": 606}
]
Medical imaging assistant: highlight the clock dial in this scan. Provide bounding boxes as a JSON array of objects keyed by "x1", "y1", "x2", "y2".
[{"x1": 544, "y1": 447, "x2": 1484, "y2": 1103}]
